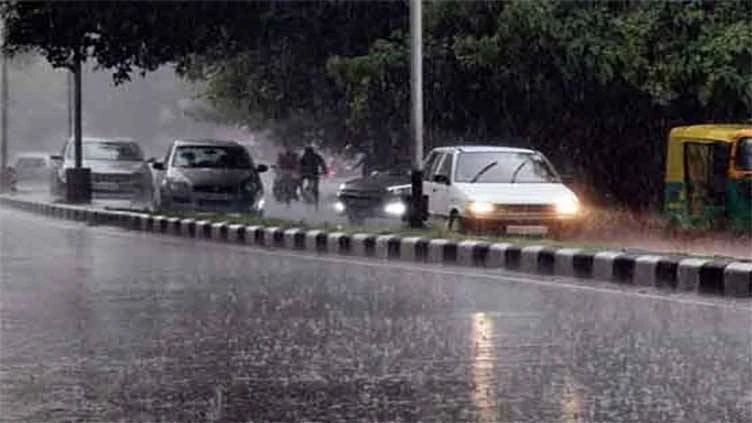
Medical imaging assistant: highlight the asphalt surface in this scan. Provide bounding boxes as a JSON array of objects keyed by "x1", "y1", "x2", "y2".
[{"x1": 1, "y1": 207, "x2": 751, "y2": 422}]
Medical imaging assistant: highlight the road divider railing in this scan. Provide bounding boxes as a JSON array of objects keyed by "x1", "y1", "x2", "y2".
[{"x1": 2, "y1": 196, "x2": 750, "y2": 298}]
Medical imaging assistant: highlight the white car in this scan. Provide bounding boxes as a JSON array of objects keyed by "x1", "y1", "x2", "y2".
[{"x1": 422, "y1": 145, "x2": 583, "y2": 236}]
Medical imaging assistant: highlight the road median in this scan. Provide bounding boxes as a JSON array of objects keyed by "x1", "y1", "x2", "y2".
[{"x1": 2, "y1": 195, "x2": 750, "y2": 298}]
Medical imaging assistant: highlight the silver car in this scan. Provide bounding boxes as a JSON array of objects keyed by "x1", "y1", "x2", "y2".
[
  {"x1": 150, "y1": 139, "x2": 268, "y2": 214},
  {"x1": 50, "y1": 137, "x2": 150, "y2": 199}
]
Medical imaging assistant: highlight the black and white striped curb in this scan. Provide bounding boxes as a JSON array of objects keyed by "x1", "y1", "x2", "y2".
[{"x1": 2, "y1": 196, "x2": 751, "y2": 298}]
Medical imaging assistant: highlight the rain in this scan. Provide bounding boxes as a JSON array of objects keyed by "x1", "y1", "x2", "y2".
[{"x1": 1, "y1": 2, "x2": 751, "y2": 422}]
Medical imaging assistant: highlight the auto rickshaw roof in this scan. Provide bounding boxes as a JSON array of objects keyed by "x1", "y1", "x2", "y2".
[{"x1": 669, "y1": 124, "x2": 752, "y2": 143}]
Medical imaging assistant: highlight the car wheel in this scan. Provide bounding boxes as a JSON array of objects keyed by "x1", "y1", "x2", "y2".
[
  {"x1": 448, "y1": 211, "x2": 474, "y2": 234},
  {"x1": 549, "y1": 222, "x2": 581, "y2": 240},
  {"x1": 347, "y1": 212, "x2": 366, "y2": 226}
]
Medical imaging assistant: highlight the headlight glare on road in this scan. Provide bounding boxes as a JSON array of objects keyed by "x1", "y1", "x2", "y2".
[
  {"x1": 468, "y1": 201, "x2": 494, "y2": 215},
  {"x1": 555, "y1": 196, "x2": 579, "y2": 216},
  {"x1": 384, "y1": 201, "x2": 407, "y2": 216}
]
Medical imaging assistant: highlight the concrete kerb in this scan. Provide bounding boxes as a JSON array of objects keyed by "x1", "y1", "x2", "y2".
[
  {"x1": 1, "y1": 195, "x2": 750, "y2": 299},
  {"x1": 723, "y1": 262, "x2": 752, "y2": 297}
]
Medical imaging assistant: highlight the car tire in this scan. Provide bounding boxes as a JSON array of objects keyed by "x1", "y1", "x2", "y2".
[
  {"x1": 549, "y1": 222, "x2": 581, "y2": 240},
  {"x1": 448, "y1": 211, "x2": 474, "y2": 234},
  {"x1": 347, "y1": 212, "x2": 366, "y2": 226}
]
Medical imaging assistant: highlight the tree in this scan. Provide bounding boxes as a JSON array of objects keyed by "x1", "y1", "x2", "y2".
[{"x1": 188, "y1": 0, "x2": 752, "y2": 208}]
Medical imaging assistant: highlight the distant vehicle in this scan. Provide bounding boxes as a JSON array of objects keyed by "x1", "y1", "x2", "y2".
[
  {"x1": 335, "y1": 167, "x2": 412, "y2": 225},
  {"x1": 149, "y1": 139, "x2": 268, "y2": 213},
  {"x1": 423, "y1": 145, "x2": 583, "y2": 237},
  {"x1": 12, "y1": 152, "x2": 55, "y2": 182},
  {"x1": 50, "y1": 137, "x2": 150, "y2": 200},
  {"x1": 663, "y1": 124, "x2": 752, "y2": 232}
]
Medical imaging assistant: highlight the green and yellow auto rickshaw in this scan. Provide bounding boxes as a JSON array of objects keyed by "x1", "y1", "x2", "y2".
[{"x1": 664, "y1": 124, "x2": 752, "y2": 231}]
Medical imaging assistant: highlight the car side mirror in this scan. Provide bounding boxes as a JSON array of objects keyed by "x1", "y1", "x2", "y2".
[
  {"x1": 256, "y1": 164, "x2": 269, "y2": 173},
  {"x1": 433, "y1": 174, "x2": 450, "y2": 185},
  {"x1": 151, "y1": 162, "x2": 165, "y2": 171}
]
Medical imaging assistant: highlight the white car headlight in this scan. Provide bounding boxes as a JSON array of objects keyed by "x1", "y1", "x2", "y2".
[
  {"x1": 384, "y1": 201, "x2": 407, "y2": 216},
  {"x1": 468, "y1": 201, "x2": 494, "y2": 214},
  {"x1": 555, "y1": 196, "x2": 580, "y2": 215}
]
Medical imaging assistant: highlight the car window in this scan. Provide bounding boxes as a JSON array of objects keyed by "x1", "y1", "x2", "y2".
[
  {"x1": 736, "y1": 137, "x2": 752, "y2": 171},
  {"x1": 455, "y1": 151, "x2": 560, "y2": 183},
  {"x1": 435, "y1": 153, "x2": 453, "y2": 179},
  {"x1": 68, "y1": 141, "x2": 144, "y2": 161},
  {"x1": 172, "y1": 145, "x2": 252, "y2": 169},
  {"x1": 15, "y1": 157, "x2": 46, "y2": 169},
  {"x1": 423, "y1": 151, "x2": 440, "y2": 180}
]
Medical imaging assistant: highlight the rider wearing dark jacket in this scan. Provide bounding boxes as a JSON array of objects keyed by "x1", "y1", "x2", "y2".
[{"x1": 299, "y1": 146, "x2": 328, "y2": 205}]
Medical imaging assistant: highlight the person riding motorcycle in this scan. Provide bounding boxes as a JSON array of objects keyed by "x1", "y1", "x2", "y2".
[
  {"x1": 299, "y1": 146, "x2": 328, "y2": 205},
  {"x1": 274, "y1": 146, "x2": 300, "y2": 201}
]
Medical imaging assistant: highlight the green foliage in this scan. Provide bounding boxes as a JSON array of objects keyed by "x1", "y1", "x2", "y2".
[
  {"x1": 1, "y1": 1, "x2": 241, "y2": 83},
  {"x1": 4, "y1": 1, "x2": 751, "y2": 207}
]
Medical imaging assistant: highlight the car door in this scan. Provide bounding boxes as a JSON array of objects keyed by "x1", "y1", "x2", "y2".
[
  {"x1": 422, "y1": 151, "x2": 442, "y2": 215},
  {"x1": 428, "y1": 153, "x2": 453, "y2": 216}
]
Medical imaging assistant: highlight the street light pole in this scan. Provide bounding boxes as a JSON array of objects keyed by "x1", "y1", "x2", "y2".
[
  {"x1": 0, "y1": 18, "x2": 8, "y2": 192},
  {"x1": 408, "y1": 0, "x2": 424, "y2": 228}
]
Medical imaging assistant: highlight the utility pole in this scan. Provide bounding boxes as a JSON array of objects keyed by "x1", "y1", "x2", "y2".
[
  {"x1": 67, "y1": 71, "x2": 73, "y2": 140},
  {"x1": 0, "y1": 18, "x2": 8, "y2": 192},
  {"x1": 408, "y1": 0, "x2": 425, "y2": 228},
  {"x1": 64, "y1": 48, "x2": 90, "y2": 203},
  {"x1": 73, "y1": 50, "x2": 82, "y2": 169}
]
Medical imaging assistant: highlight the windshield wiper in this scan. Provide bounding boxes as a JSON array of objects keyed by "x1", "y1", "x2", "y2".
[
  {"x1": 470, "y1": 161, "x2": 498, "y2": 183},
  {"x1": 510, "y1": 156, "x2": 535, "y2": 183}
]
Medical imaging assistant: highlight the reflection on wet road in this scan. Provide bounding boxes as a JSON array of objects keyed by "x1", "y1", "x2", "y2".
[{"x1": 1, "y1": 208, "x2": 751, "y2": 422}]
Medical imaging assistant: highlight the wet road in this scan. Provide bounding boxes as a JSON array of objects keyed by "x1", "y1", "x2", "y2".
[
  {"x1": 14, "y1": 175, "x2": 400, "y2": 227},
  {"x1": 1, "y1": 208, "x2": 752, "y2": 422}
]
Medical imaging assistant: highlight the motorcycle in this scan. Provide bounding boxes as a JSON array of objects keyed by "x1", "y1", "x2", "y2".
[{"x1": 272, "y1": 167, "x2": 299, "y2": 205}]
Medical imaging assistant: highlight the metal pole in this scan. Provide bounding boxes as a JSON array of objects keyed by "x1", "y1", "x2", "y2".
[
  {"x1": 408, "y1": 0, "x2": 424, "y2": 227},
  {"x1": 67, "y1": 71, "x2": 73, "y2": 140},
  {"x1": 73, "y1": 51, "x2": 82, "y2": 168},
  {"x1": 0, "y1": 19, "x2": 8, "y2": 190}
]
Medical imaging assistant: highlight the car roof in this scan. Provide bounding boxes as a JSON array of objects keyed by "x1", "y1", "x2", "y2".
[
  {"x1": 172, "y1": 138, "x2": 242, "y2": 147},
  {"x1": 432, "y1": 145, "x2": 536, "y2": 154},
  {"x1": 668, "y1": 124, "x2": 752, "y2": 143},
  {"x1": 15, "y1": 152, "x2": 50, "y2": 158}
]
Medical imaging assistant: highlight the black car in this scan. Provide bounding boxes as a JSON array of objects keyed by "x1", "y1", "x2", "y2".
[{"x1": 335, "y1": 168, "x2": 412, "y2": 224}]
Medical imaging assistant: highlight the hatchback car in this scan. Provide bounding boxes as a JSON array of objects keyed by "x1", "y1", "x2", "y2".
[
  {"x1": 150, "y1": 139, "x2": 268, "y2": 213},
  {"x1": 423, "y1": 145, "x2": 583, "y2": 236}
]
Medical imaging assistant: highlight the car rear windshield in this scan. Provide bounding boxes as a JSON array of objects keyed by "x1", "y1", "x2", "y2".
[
  {"x1": 172, "y1": 145, "x2": 252, "y2": 169},
  {"x1": 737, "y1": 137, "x2": 752, "y2": 171},
  {"x1": 15, "y1": 157, "x2": 46, "y2": 168},
  {"x1": 455, "y1": 151, "x2": 560, "y2": 183},
  {"x1": 74, "y1": 141, "x2": 144, "y2": 161}
]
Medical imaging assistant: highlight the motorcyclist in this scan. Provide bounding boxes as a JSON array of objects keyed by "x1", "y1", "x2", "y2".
[
  {"x1": 299, "y1": 145, "x2": 328, "y2": 207},
  {"x1": 274, "y1": 145, "x2": 300, "y2": 201}
]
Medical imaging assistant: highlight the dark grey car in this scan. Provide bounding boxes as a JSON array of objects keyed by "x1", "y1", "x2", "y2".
[
  {"x1": 335, "y1": 168, "x2": 412, "y2": 224},
  {"x1": 50, "y1": 138, "x2": 149, "y2": 200},
  {"x1": 150, "y1": 139, "x2": 268, "y2": 214}
]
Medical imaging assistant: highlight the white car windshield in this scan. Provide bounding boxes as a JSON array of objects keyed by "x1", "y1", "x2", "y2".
[
  {"x1": 73, "y1": 141, "x2": 144, "y2": 161},
  {"x1": 455, "y1": 151, "x2": 560, "y2": 183},
  {"x1": 172, "y1": 145, "x2": 252, "y2": 169}
]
